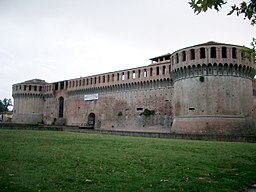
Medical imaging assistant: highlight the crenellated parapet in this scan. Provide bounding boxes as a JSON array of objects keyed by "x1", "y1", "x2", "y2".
[
  {"x1": 168, "y1": 41, "x2": 255, "y2": 81},
  {"x1": 45, "y1": 63, "x2": 171, "y2": 95},
  {"x1": 12, "y1": 79, "x2": 46, "y2": 98}
]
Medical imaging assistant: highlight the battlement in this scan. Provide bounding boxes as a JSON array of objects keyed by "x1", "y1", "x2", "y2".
[
  {"x1": 11, "y1": 41, "x2": 256, "y2": 134},
  {"x1": 12, "y1": 79, "x2": 46, "y2": 98},
  {"x1": 151, "y1": 42, "x2": 254, "y2": 71}
]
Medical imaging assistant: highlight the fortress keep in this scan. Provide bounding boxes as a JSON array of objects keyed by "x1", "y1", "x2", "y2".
[{"x1": 12, "y1": 42, "x2": 256, "y2": 134}]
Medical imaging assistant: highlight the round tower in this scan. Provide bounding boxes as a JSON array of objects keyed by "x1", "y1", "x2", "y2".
[
  {"x1": 12, "y1": 79, "x2": 46, "y2": 124},
  {"x1": 170, "y1": 42, "x2": 255, "y2": 134}
]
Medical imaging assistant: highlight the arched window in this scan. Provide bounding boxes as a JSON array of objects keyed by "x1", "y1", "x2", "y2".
[{"x1": 58, "y1": 97, "x2": 64, "y2": 118}]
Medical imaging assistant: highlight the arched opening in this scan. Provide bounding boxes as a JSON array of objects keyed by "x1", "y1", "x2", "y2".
[
  {"x1": 87, "y1": 113, "x2": 96, "y2": 129},
  {"x1": 58, "y1": 97, "x2": 64, "y2": 118}
]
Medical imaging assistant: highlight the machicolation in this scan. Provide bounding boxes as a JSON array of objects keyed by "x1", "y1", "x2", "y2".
[{"x1": 12, "y1": 42, "x2": 256, "y2": 134}]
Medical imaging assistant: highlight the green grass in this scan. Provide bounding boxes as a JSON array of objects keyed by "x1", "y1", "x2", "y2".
[{"x1": 0, "y1": 130, "x2": 256, "y2": 192}]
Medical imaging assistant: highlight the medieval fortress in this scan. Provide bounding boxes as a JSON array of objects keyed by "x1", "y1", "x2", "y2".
[{"x1": 12, "y1": 42, "x2": 256, "y2": 134}]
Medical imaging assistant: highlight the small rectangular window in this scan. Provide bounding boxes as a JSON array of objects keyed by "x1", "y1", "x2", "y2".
[
  {"x1": 182, "y1": 51, "x2": 186, "y2": 61},
  {"x1": 222, "y1": 47, "x2": 227, "y2": 58},
  {"x1": 190, "y1": 49, "x2": 195, "y2": 60},
  {"x1": 144, "y1": 69, "x2": 147, "y2": 77},
  {"x1": 150, "y1": 68, "x2": 153, "y2": 76},
  {"x1": 232, "y1": 48, "x2": 237, "y2": 59},
  {"x1": 200, "y1": 48, "x2": 206, "y2": 59},
  {"x1": 132, "y1": 71, "x2": 136, "y2": 79},
  {"x1": 163, "y1": 66, "x2": 166, "y2": 75},
  {"x1": 211, "y1": 47, "x2": 216, "y2": 58},
  {"x1": 176, "y1": 53, "x2": 179, "y2": 63},
  {"x1": 156, "y1": 67, "x2": 159, "y2": 75}
]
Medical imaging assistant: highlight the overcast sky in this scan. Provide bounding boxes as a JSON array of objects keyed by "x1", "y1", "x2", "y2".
[{"x1": 0, "y1": 0, "x2": 255, "y2": 102}]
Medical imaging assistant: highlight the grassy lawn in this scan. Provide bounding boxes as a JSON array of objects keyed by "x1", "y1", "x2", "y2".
[{"x1": 0, "y1": 129, "x2": 256, "y2": 192}]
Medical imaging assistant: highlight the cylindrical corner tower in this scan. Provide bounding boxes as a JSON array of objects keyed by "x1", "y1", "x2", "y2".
[
  {"x1": 170, "y1": 42, "x2": 255, "y2": 134},
  {"x1": 12, "y1": 79, "x2": 46, "y2": 124}
]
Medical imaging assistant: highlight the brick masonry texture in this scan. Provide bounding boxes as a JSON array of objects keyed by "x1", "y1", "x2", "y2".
[{"x1": 12, "y1": 42, "x2": 256, "y2": 134}]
